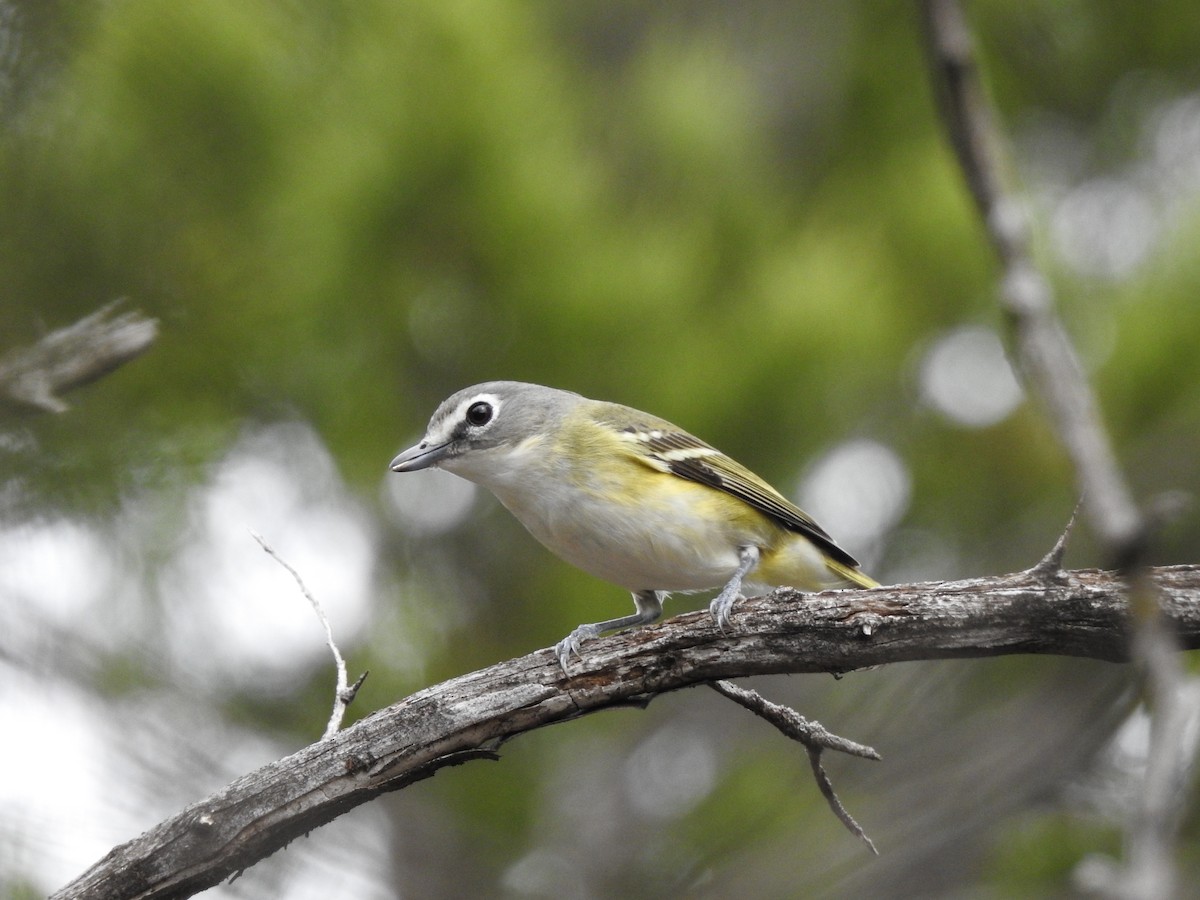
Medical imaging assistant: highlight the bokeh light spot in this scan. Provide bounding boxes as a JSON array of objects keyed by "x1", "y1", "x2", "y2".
[
  {"x1": 919, "y1": 325, "x2": 1024, "y2": 428},
  {"x1": 799, "y1": 439, "x2": 910, "y2": 551},
  {"x1": 384, "y1": 454, "x2": 477, "y2": 535},
  {"x1": 1051, "y1": 177, "x2": 1159, "y2": 280},
  {"x1": 624, "y1": 724, "x2": 718, "y2": 820}
]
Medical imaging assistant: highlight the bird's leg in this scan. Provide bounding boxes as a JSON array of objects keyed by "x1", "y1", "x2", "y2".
[
  {"x1": 555, "y1": 589, "x2": 663, "y2": 672},
  {"x1": 709, "y1": 544, "x2": 760, "y2": 631}
]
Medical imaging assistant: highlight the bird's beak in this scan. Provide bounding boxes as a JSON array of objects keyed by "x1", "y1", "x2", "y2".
[{"x1": 390, "y1": 439, "x2": 452, "y2": 472}]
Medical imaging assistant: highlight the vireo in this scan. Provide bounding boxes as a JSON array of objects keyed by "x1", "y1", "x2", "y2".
[{"x1": 390, "y1": 381, "x2": 876, "y2": 670}]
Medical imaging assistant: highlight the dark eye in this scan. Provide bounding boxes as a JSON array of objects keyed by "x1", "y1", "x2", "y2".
[{"x1": 466, "y1": 401, "x2": 494, "y2": 427}]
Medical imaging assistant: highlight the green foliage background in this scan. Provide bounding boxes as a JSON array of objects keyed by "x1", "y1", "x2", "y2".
[{"x1": 2, "y1": 1, "x2": 1198, "y2": 896}]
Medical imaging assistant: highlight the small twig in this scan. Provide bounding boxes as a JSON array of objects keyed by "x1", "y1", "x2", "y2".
[
  {"x1": 709, "y1": 679, "x2": 879, "y2": 854},
  {"x1": 806, "y1": 745, "x2": 877, "y2": 855},
  {"x1": 251, "y1": 531, "x2": 367, "y2": 739},
  {"x1": 1028, "y1": 503, "x2": 1080, "y2": 578},
  {"x1": 0, "y1": 299, "x2": 158, "y2": 413}
]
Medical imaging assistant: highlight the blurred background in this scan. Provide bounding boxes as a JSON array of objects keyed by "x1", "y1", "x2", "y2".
[{"x1": 2, "y1": 1, "x2": 1199, "y2": 897}]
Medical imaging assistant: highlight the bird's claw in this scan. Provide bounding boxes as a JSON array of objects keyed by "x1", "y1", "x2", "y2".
[
  {"x1": 554, "y1": 624, "x2": 602, "y2": 673},
  {"x1": 708, "y1": 590, "x2": 742, "y2": 632}
]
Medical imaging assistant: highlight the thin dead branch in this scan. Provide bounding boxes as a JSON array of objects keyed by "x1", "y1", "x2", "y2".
[
  {"x1": 0, "y1": 300, "x2": 158, "y2": 414},
  {"x1": 919, "y1": 0, "x2": 1143, "y2": 555},
  {"x1": 710, "y1": 679, "x2": 879, "y2": 854},
  {"x1": 252, "y1": 531, "x2": 368, "y2": 739}
]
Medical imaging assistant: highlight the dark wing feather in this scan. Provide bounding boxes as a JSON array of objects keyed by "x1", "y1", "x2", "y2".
[{"x1": 618, "y1": 421, "x2": 861, "y2": 568}]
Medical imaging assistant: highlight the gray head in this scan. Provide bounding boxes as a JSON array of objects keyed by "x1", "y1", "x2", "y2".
[{"x1": 390, "y1": 381, "x2": 581, "y2": 479}]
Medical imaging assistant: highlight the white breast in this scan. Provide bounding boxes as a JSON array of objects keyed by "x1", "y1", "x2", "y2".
[{"x1": 486, "y1": 474, "x2": 744, "y2": 593}]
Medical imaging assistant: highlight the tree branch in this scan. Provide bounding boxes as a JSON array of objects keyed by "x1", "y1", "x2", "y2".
[
  {"x1": 53, "y1": 566, "x2": 1200, "y2": 900},
  {"x1": 919, "y1": 5, "x2": 1193, "y2": 894},
  {"x1": 709, "y1": 679, "x2": 880, "y2": 854},
  {"x1": 918, "y1": 0, "x2": 1144, "y2": 555},
  {"x1": 0, "y1": 300, "x2": 158, "y2": 414}
]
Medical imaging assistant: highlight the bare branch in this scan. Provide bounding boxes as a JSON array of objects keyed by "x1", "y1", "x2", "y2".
[
  {"x1": 709, "y1": 680, "x2": 880, "y2": 761},
  {"x1": 252, "y1": 531, "x2": 367, "y2": 738},
  {"x1": 709, "y1": 679, "x2": 879, "y2": 853},
  {"x1": 919, "y1": 3, "x2": 1194, "y2": 894},
  {"x1": 0, "y1": 300, "x2": 158, "y2": 414},
  {"x1": 918, "y1": 0, "x2": 1143, "y2": 555},
  {"x1": 52, "y1": 566, "x2": 1200, "y2": 900}
]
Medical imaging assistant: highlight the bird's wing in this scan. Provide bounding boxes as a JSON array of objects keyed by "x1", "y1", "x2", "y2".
[{"x1": 614, "y1": 418, "x2": 861, "y2": 569}]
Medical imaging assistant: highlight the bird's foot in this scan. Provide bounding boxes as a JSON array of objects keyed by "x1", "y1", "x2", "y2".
[
  {"x1": 554, "y1": 623, "x2": 604, "y2": 673},
  {"x1": 708, "y1": 588, "x2": 745, "y2": 632}
]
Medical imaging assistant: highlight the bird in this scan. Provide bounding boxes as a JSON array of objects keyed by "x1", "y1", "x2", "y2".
[{"x1": 390, "y1": 381, "x2": 876, "y2": 670}]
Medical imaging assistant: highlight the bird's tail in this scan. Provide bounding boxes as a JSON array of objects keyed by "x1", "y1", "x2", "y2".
[{"x1": 826, "y1": 558, "x2": 879, "y2": 589}]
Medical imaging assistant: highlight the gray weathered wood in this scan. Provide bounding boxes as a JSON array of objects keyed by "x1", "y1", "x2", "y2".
[{"x1": 53, "y1": 566, "x2": 1200, "y2": 900}]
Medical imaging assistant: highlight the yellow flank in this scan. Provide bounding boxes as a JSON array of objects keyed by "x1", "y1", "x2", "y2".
[{"x1": 752, "y1": 531, "x2": 836, "y2": 590}]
